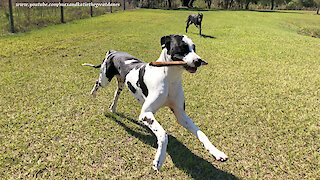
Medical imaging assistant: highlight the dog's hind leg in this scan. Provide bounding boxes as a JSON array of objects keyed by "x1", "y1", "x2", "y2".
[
  {"x1": 90, "y1": 62, "x2": 110, "y2": 97},
  {"x1": 90, "y1": 81, "x2": 100, "y2": 98},
  {"x1": 87, "y1": 50, "x2": 118, "y2": 98},
  {"x1": 109, "y1": 76, "x2": 124, "y2": 113},
  {"x1": 171, "y1": 105, "x2": 228, "y2": 162}
]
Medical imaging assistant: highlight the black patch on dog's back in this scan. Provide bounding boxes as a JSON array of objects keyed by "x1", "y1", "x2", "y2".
[
  {"x1": 127, "y1": 81, "x2": 136, "y2": 93},
  {"x1": 105, "y1": 58, "x2": 119, "y2": 82},
  {"x1": 108, "y1": 51, "x2": 146, "y2": 82},
  {"x1": 137, "y1": 65, "x2": 148, "y2": 97}
]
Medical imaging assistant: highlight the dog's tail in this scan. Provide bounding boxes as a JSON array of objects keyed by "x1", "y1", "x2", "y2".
[
  {"x1": 82, "y1": 50, "x2": 116, "y2": 68},
  {"x1": 82, "y1": 63, "x2": 101, "y2": 68}
]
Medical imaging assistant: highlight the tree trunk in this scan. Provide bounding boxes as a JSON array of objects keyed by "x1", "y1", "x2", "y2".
[
  {"x1": 245, "y1": 0, "x2": 250, "y2": 9},
  {"x1": 60, "y1": 0, "x2": 64, "y2": 23},
  {"x1": 8, "y1": 0, "x2": 15, "y2": 33},
  {"x1": 229, "y1": 0, "x2": 234, "y2": 8},
  {"x1": 271, "y1": 0, "x2": 274, "y2": 10},
  {"x1": 207, "y1": 1, "x2": 212, "y2": 9},
  {"x1": 188, "y1": 0, "x2": 195, "y2": 7},
  {"x1": 224, "y1": 0, "x2": 228, "y2": 9},
  {"x1": 317, "y1": 7, "x2": 319, "y2": 14},
  {"x1": 168, "y1": 0, "x2": 172, "y2": 8},
  {"x1": 90, "y1": 0, "x2": 93, "y2": 17},
  {"x1": 181, "y1": 0, "x2": 189, "y2": 6}
]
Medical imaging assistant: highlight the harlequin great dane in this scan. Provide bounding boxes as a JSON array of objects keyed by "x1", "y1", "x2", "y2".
[{"x1": 82, "y1": 35, "x2": 228, "y2": 171}]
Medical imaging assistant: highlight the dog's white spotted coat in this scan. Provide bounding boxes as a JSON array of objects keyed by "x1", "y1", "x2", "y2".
[{"x1": 83, "y1": 35, "x2": 228, "y2": 171}]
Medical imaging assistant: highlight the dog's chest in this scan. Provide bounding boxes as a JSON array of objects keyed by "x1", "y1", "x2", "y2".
[
  {"x1": 124, "y1": 65, "x2": 183, "y2": 105},
  {"x1": 124, "y1": 64, "x2": 149, "y2": 104}
]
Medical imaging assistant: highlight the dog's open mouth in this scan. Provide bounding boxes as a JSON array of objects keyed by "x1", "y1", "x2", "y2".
[{"x1": 184, "y1": 66, "x2": 197, "y2": 73}]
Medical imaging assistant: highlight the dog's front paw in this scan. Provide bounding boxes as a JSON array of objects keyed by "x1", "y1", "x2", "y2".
[
  {"x1": 212, "y1": 151, "x2": 228, "y2": 162},
  {"x1": 152, "y1": 160, "x2": 161, "y2": 171},
  {"x1": 90, "y1": 90, "x2": 97, "y2": 98},
  {"x1": 108, "y1": 108, "x2": 116, "y2": 113}
]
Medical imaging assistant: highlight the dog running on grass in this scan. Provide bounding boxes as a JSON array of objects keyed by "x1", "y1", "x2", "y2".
[
  {"x1": 186, "y1": 13, "x2": 203, "y2": 37},
  {"x1": 82, "y1": 35, "x2": 227, "y2": 171}
]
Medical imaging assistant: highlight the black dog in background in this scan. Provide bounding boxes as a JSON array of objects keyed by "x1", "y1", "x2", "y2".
[{"x1": 186, "y1": 13, "x2": 203, "y2": 37}]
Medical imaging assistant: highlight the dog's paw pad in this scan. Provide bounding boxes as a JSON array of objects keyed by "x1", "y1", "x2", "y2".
[
  {"x1": 152, "y1": 161, "x2": 160, "y2": 171},
  {"x1": 152, "y1": 165, "x2": 159, "y2": 171},
  {"x1": 217, "y1": 156, "x2": 228, "y2": 162},
  {"x1": 152, "y1": 164, "x2": 159, "y2": 171},
  {"x1": 213, "y1": 152, "x2": 228, "y2": 162}
]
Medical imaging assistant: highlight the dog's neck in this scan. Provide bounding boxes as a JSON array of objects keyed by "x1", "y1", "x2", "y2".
[
  {"x1": 156, "y1": 48, "x2": 171, "y2": 62},
  {"x1": 156, "y1": 48, "x2": 184, "y2": 81}
]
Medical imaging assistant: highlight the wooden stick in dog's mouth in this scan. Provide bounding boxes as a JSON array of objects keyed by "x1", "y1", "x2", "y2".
[{"x1": 149, "y1": 61, "x2": 187, "y2": 67}]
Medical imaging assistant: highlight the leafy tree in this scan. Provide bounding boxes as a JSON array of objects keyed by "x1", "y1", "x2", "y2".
[{"x1": 301, "y1": 0, "x2": 315, "y2": 7}]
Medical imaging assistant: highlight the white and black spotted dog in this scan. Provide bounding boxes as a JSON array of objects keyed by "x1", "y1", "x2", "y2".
[{"x1": 83, "y1": 35, "x2": 228, "y2": 171}]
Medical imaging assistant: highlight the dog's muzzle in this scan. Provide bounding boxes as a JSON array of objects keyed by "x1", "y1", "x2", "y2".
[
  {"x1": 185, "y1": 59, "x2": 208, "y2": 73},
  {"x1": 194, "y1": 58, "x2": 208, "y2": 67}
]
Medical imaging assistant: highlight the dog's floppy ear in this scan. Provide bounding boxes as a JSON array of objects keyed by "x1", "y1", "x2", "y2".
[{"x1": 161, "y1": 35, "x2": 172, "y2": 50}]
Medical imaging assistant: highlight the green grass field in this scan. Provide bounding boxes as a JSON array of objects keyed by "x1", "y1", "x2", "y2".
[{"x1": 1, "y1": 9, "x2": 319, "y2": 179}]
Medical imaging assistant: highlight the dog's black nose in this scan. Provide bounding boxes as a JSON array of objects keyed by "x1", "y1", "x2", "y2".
[
  {"x1": 194, "y1": 59, "x2": 207, "y2": 67},
  {"x1": 194, "y1": 59, "x2": 202, "y2": 67}
]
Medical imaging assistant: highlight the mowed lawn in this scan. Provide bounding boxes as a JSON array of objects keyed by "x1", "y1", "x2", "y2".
[{"x1": 1, "y1": 9, "x2": 319, "y2": 179}]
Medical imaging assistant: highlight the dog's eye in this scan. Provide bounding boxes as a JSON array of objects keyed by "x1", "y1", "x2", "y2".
[
  {"x1": 181, "y1": 45, "x2": 190, "y2": 54},
  {"x1": 172, "y1": 54, "x2": 184, "y2": 61}
]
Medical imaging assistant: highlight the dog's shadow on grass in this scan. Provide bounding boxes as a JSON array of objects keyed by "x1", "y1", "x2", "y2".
[
  {"x1": 191, "y1": 32, "x2": 216, "y2": 39},
  {"x1": 201, "y1": 34, "x2": 216, "y2": 39},
  {"x1": 106, "y1": 112, "x2": 239, "y2": 180}
]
